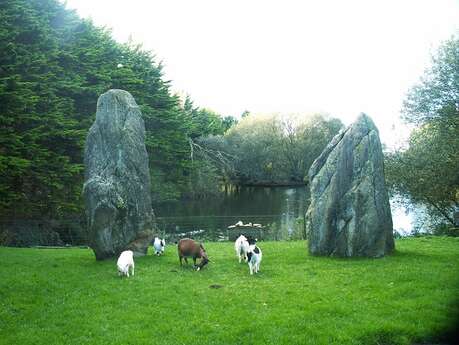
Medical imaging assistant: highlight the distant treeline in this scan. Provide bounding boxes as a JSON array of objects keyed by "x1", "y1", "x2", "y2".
[
  {"x1": 194, "y1": 113, "x2": 343, "y2": 193},
  {"x1": 0, "y1": 0, "x2": 344, "y2": 222}
]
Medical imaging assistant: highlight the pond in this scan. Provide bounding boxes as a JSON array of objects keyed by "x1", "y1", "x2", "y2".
[
  {"x1": 154, "y1": 186, "x2": 310, "y2": 242},
  {"x1": 154, "y1": 185, "x2": 414, "y2": 242}
]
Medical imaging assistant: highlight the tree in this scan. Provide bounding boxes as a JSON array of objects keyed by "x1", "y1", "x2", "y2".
[
  {"x1": 385, "y1": 115, "x2": 459, "y2": 224},
  {"x1": 221, "y1": 116, "x2": 238, "y2": 132},
  {"x1": 280, "y1": 114, "x2": 343, "y2": 182},
  {"x1": 241, "y1": 110, "x2": 250, "y2": 118},
  {"x1": 200, "y1": 113, "x2": 343, "y2": 185},
  {"x1": 0, "y1": 0, "x2": 85, "y2": 218},
  {"x1": 0, "y1": 0, "x2": 235, "y2": 220},
  {"x1": 225, "y1": 113, "x2": 283, "y2": 183},
  {"x1": 402, "y1": 37, "x2": 459, "y2": 126},
  {"x1": 386, "y1": 36, "x2": 459, "y2": 226},
  {"x1": 182, "y1": 95, "x2": 235, "y2": 138},
  {"x1": 178, "y1": 95, "x2": 238, "y2": 199}
]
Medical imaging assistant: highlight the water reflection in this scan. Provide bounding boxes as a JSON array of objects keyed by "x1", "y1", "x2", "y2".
[
  {"x1": 154, "y1": 186, "x2": 309, "y2": 241},
  {"x1": 154, "y1": 186, "x2": 412, "y2": 242}
]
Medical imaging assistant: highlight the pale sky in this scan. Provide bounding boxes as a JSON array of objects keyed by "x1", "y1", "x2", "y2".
[{"x1": 64, "y1": 0, "x2": 459, "y2": 148}]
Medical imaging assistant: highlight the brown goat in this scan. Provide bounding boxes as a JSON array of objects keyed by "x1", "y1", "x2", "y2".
[{"x1": 177, "y1": 238, "x2": 209, "y2": 270}]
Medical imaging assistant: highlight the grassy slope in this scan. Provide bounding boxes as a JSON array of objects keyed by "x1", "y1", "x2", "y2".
[{"x1": 0, "y1": 237, "x2": 458, "y2": 345}]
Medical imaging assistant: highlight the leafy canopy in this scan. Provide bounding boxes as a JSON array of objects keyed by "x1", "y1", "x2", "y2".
[
  {"x1": 386, "y1": 36, "x2": 459, "y2": 226},
  {"x1": 0, "y1": 0, "x2": 233, "y2": 218}
]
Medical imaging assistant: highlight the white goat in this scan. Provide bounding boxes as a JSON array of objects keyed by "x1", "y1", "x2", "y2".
[
  {"x1": 234, "y1": 235, "x2": 250, "y2": 263},
  {"x1": 247, "y1": 244, "x2": 262, "y2": 275},
  {"x1": 117, "y1": 250, "x2": 135, "y2": 277},
  {"x1": 153, "y1": 237, "x2": 165, "y2": 256}
]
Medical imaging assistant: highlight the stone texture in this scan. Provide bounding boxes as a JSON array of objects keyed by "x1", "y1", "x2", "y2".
[
  {"x1": 306, "y1": 113, "x2": 394, "y2": 257},
  {"x1": 83, "y1": 89, "x2": 154, "y2": 260}
]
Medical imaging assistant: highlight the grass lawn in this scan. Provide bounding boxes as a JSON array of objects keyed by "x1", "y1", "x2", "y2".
[{"x1": 0, "y1": 237, "x2": 458, "y2": 345}]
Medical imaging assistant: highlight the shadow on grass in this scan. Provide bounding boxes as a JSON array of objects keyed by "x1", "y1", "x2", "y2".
[
  {"x1": 305, "y1": 248, "x2": 449, "y2": 262},
  {"x1": 356, "y1": 328, "x2": 409, "y2": 345},
  {"x1": 390, "y1": 249, "x2": 441, "y2": 259},
  {"x1": 411, "y1": 297, "x2": 459, "y2": 345},
  {"x1": 357, "y1": 323, "x2": 459, "y2": 345},
  {"x1": 433, "y1": 298, "x2": 459, "y2": 345}
]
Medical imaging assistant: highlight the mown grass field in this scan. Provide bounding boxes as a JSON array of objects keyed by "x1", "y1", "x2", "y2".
[{"x1": 0, "y1": 237, "x2": 458, "y2": 345}]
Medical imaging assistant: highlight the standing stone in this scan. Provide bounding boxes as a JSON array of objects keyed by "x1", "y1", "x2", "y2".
[
  {"x1": 83, "y1": 89, "x2": 154, "y2": 260},
  {"x1": 306, "y1": 113, "x2": 394, "y2": 257}
]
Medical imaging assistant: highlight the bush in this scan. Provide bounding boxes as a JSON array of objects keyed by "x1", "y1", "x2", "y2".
[{"x1": 433, "y1": 224, "x2": 459, "y2": 237}]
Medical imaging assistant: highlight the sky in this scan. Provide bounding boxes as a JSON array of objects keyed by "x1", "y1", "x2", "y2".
[{"x1": 63, "y1": 0, "x2": 459, "y2": 148}]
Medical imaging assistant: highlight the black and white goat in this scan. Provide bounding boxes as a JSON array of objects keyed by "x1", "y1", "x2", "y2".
[
  {"x1": 247, "y1": 244, "x2": 262, "y2": 275},
  {"x1": 153, "y1": 237, "x2": 165, "y2": 256}
]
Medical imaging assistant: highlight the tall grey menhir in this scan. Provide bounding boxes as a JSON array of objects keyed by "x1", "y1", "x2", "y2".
[
  {"x1": 306, "y1": 113, "x2": 394, "y2": 257},
  {"x1": 83, "y1": 89, "x2": 154, "y2": 260}
]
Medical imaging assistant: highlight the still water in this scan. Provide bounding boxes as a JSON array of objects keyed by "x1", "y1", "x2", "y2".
[
  {"x1": 154, "y1": 186, "x2": 310, "y2": 242},
  {"x1": 154, "y1": 186, "x2": 412, "y2": 242}
]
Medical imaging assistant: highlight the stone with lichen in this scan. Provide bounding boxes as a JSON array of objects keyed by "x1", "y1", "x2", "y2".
[
  {"x1": 306, "y1": 113, "x2": 394, "y2": 257},
  {"x1": 83, "y1": 89, "x2": 154, "y2": 260}
]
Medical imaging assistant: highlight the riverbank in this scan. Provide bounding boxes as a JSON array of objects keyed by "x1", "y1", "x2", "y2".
[
  {"x1": 1, "y1": 237, "x2": 458, "y2": 345},
  {"x1": 227, "y1": 180, "x2": 307, "y2": 187}
]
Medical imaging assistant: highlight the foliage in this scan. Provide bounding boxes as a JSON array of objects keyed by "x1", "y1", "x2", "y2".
[
  {"x1": 432, "y1": 224, "x2": 459, "y2": 237},
  {"x1": 0, "y1": 0, "x2": 233, "y2": 218},
  {"x1": 184, "y1": 158, "x2": 222, "y2": 199},
  {"x1": 285, "y1": 114, "x2": 344, "y2": 182},
  {"x1": 402, "y1": 37, "x2": 459, "y2": 126},
  {"x1": 182, "y1": 95, "x2": 234, "y2": 138},
  {"x1": 0, "y1": 0, "x2": 85, "y2": 218},
  {"x1": 1, "y1": 238, "x2": 458, "y2": 344},
  {"x1": 386, "y1": 36, "x2": 459, "y2": 226},
  {"x1": 225, "y1": 113, "x2": 283, "y2": 183},
  {"x1": 385, "y1": 115, "x2": 459, "y2": 224},
  {"x1": 221, "y1": 115, "x2": 238, "y2": 132},
  {"x1": 181, "y1": 96, "x2": 238, "y2": 199},
  {"x1": 200, "y1": 113, "x2": 343, "y2": 185}
]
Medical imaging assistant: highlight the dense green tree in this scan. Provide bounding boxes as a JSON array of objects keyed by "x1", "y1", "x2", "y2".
[
  {"x1": 386, "y1": 114, "x2": 459, "y2": 225},
  {"x1": 0, "y1": 0, "x2": 85, "y2": 218},
  {"x1": 225, "y1": 113, "x2": 282, "y2": 183},
  {"x1": 402, "y1": 37, "x2": 458, "y2": 126},
  {"x1": 199, "y1": 113, "x2": 343, "y2": 185},
  {"x1": 180, "y1": 95, "x2": 238, "y2": 198},
  {"x1": 221, "y1": 115, "x2": 238, "y2": 132},
  {"x1": 386, "y1": 36, "x2": 459, "y2": 226},
  {"x1": 182, "y1": 95, "x2": 235, "y2": 138},
  {"x1": 0, "y1": 0, "x2": 232, "y2": 219},
  {"x1": 280, "y1": 114, "x2": 343, "y2": 182}
]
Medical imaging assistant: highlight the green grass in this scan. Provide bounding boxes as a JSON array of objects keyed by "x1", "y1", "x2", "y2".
[{"x1": 0, "y1": 237, "x2": 458, "y2": 345}]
